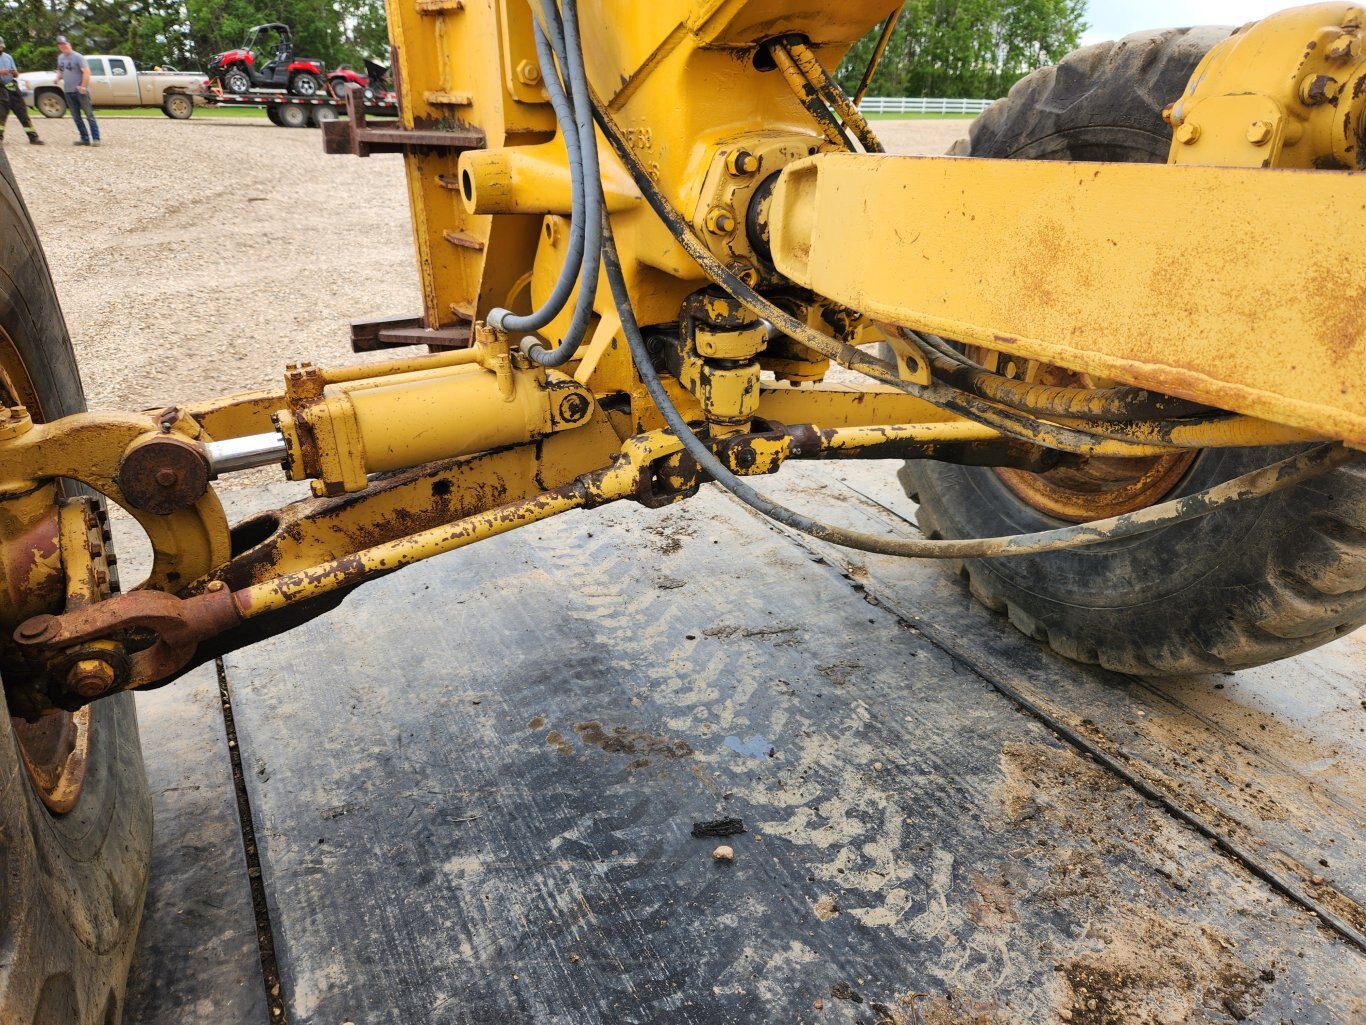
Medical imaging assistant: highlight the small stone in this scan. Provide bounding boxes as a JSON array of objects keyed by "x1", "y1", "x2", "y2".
[
  {"x1": 872, "y1": 761, "x2": 883, "y2": 771},
  {"x1": 813, "y1": 998, "x2": 824, "y2": 1010},
  {"x1": 472, "y1": 698, "x2": 481, "y2": 705},
  {"x1": 713, "y1": 845, "x2": 734, "y2": 860},
  {"x1": 1311, "y1": 874, "x2": 1325, "y2": 884}
]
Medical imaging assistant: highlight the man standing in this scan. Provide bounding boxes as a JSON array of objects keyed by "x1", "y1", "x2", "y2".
[
  {"x1": 56, "y1": 36, "x2": 99, "y2": 147},
  {"x1": 0, "y1": 38, "x2": 42, "y2": 145}
]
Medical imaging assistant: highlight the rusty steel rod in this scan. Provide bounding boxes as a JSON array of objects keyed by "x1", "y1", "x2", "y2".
[{"x1": 853, "y1": 7, "x2": 904, "y2": 108}]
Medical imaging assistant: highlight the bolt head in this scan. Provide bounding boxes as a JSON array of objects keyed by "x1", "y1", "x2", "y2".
[
  {"x1": 1328, "y1": 32, "x2": 1359, "y2": 60},
  {"x1": 1300, "y1": 74, "x2": 1341, "y2": 106},
  {"x1": 1175, "y1": 122, "x2": 1201, "y2": 145},
  {"x1": 155, "y1": 467, "x2": 178, "y2": 487},
  {"x1": 1246, "y1": 120, "x2": 1273, "y2": 145},
  {"x1": 516, "y1": 60, "x2": 541, "y2": 86}
]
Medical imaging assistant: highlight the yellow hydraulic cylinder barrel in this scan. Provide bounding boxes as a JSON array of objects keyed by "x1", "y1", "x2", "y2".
[
  {"x1": 277, "y1": 362, "x2": 595, "y2": 494},
  {"x1": 345, "y1": 366, "x2": 556, "y2": 473}
]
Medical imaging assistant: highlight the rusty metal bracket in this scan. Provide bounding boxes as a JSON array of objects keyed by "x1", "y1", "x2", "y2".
[
  {"x1": 322, "y1": 89, "x2": 487, "y2": 157},
  {"x1": 350, "y1": 314, "x2": 473, "y2": 352},
  {"x1": 13, "y1": 586, "x2": 243, "y2": 706}
]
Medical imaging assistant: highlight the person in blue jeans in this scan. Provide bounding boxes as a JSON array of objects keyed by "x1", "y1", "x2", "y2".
[{"x1": 56, "y1": 35, "x2": 99, "y2": 147}]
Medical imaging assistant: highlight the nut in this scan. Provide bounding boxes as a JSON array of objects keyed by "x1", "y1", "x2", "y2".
[
  {"x1": 515, "y1": 60, "x2": 542, "y2": 86},
  {"x1": 68, "y1": 658, "x2": 117, "y2": 698},
  {"x1": 704, "y1": 207, "x2": 736, "y2": 235},
  {"x1": 725, "y1": 149, "x2": 760, "y2": 176},
  {"x1": 1175, "y1": 122, "x2": 1201, "y2": 145}
]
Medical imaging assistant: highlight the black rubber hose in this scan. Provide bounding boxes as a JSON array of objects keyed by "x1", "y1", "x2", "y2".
[
  {"x1": 521, "y1": 0, "x2": 603, "y2": 367},
  {"x1": 486, "y1": 16, "x2": 585, "y2": 334},
  {"x1": 915, "y1": 329, "x2": 1215, "y2": 422}
]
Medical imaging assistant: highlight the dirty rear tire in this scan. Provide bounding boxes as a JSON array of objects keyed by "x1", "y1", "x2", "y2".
[
  {"x1": 902, "y1": 27, "x2": 1366, "y2": 676},
  {"x1": 0, "y1": 150, "x2": 153, "y2": 1023}
]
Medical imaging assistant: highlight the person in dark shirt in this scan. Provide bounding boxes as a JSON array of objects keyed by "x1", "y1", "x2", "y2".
[{"x1": 0, "y1": 37, "x2": 42, "y2": 145}]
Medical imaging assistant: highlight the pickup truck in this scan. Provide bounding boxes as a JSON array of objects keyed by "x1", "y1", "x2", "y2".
[{"x1": 17, "y1": 56, "x2": 205, "y2": 120}]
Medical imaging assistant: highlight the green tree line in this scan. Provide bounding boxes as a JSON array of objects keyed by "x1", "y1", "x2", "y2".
[
  {"x1": 0, "y1": 0, "x2": 388, "y2": 75},
  {"x1": 838, "y1": 0, "x2": 1087, "y2": 100}
]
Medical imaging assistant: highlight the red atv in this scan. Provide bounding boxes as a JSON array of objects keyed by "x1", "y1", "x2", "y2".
[
  {"x1": 328, "y1": 59, "x2": 395, "y2": 102},
  {"x1": 207, "y1": 23, "x2": 326, "y2": 97}
]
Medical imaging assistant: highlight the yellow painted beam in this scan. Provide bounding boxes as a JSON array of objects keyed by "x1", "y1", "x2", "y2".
[{"x1": 769, "y1": 153, "x2": 1366, "y2": 446}]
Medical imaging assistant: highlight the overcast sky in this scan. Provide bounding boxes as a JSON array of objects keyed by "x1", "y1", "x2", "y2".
[{"x1": 1081, "y1": 2, "x2": 1292, "y2": 45}]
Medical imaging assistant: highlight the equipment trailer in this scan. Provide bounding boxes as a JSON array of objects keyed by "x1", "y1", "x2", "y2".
[
  {"x1": 206, "y1": 86, "x2": 398, "y2": 129},
  {"x1": 0, "y1": 1, "x2": 1363, "y2": 1023}
]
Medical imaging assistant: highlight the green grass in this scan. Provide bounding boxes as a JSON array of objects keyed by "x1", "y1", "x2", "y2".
[
  {"x1": 30, "y1": 104, "x2": 271, "y2": 120},
  {"x1": 862, "y1": 111, "x2": 981, "y2": 120},
  {"x1": 37, "y1": 105, "x2": 967, "y2": 123}
]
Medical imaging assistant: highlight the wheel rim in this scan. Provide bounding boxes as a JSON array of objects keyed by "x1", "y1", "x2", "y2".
[
  {"x1": 967, "y1": 346, "x2": 1196, "y2": 522},
  {"x1": 227, "y1": 70, "x2": 249, "y2": 92},
  {"x1": 170, "y1": 96, "x2": 190, "y2": 117},
  {"x1": 295, "y1": 76, "x2": 318, "y2": 96},
  {"x1": 37, "y1": 95, "x2": 63, "y2": 117},
  {"x1": 0, "y1": 327, "x2": 93, "y2": 814}
]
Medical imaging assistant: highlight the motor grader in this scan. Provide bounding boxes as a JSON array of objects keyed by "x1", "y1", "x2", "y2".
[{"x1": 1, "y1": 1, "x2": 1363, "y2": 1021}]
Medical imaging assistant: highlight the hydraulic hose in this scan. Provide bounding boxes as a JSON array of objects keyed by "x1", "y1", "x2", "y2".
[
  {"x1": 777, "y1": 39, "x2": 885, "y2": 154},
  {"x1": 601, "y1": 212, "x2": 1357, "y2": 560},
  {"x1": 520, "y1": 0, "x2": 603, "y2": 367},
  {"x1": 486, "y1": 17, "x2": 585, "y2": 334},
  {"x1": 915, "y1": 330, "x2": 1215, "y2": 422}
]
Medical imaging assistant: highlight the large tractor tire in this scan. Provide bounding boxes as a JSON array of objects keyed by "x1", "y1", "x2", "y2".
[
  {"x1": 0, "y1": 151, "x2": 153, "y2": 1022},
  {"x1": 901, "y1": 28, "x2": 1366, "y2": 676}
]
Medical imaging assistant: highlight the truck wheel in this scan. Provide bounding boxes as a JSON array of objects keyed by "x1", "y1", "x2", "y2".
[
  {"x1": 0, "y1": 153, "x2": 152, "y2": 1022},
  {"x1": 34, "y1": 91, "x2": 66, "y2": 118},
  {"x1": 266, "y1": 105, "x2": 283, "y2": 127},
  {"x1": 161, "y1": 93, "x2": 193, "y2": 120},
  {"x1": 276, "y1": 103, "x2": 308, "y2": 129},
  {"x1": 223, "y1": 67, "x2": 251, "y2": 94},
  {"x1": 311, "y1": 104, "x2": 338, "y2": 127},
  {"x1": 288, "y1": 72, "x2": 321, "y2": 98},
  {"x1": 900, "y1": 27, "x2": 1366, "y2": 676}
]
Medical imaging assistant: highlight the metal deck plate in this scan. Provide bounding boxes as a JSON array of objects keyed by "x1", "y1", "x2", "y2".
[{"x1": 125, "y1": 468, "x2": 1365, "y2": 1024}]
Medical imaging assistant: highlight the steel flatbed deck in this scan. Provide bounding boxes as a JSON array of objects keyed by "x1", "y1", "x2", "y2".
[{"x1": 123, "y1": 463, "x2": 1365, "y2": 1024}]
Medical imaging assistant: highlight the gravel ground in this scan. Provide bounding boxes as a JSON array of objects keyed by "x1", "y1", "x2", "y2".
[{"x1": 8, "y1": 116, "x2": 970, "y2": 416}]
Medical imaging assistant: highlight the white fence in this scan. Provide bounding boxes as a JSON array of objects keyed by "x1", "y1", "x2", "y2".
[{"x1": 857, "y1": 96, "x2": 995, "y2": 115}]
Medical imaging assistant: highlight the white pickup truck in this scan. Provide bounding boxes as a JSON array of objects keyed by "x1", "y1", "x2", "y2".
[{"x1": 18, "y1": 56, "x2": 204, "y2": 120}]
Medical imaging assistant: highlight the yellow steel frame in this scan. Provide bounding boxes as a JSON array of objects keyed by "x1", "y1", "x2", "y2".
[{"x1": 2, "y1": 0, "x2": 1364, "y2": 710}]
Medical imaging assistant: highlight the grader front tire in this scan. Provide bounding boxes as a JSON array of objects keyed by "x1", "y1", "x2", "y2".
[
  {"x1": 902, "y1": 28, "x2": 1366, "y2": 676},
  {"x1": 0, "y1": 151, "x2": 153, "y2": 1024}
]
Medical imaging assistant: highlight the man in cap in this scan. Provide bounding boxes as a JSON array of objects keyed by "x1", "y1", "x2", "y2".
[
  {"x1": 0, "y1": 37, "x2": 43, "y2": 145},
  {"x1": 56, "y1": 35, "x2": 99, "y2": 146}
]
